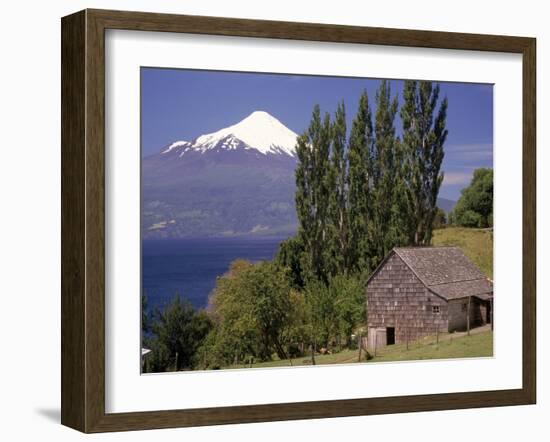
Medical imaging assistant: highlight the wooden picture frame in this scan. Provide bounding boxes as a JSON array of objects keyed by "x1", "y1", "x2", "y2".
[{"x1": 61, "y1": 8, "x2": 536, "y2": 433}]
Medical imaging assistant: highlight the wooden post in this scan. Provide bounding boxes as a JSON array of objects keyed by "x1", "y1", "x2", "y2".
[
  {"x1": 436, "y1": 327, "x2": 439, "y2": 345},
  {"x1": 467, "y1": 296, "x2": 471, "y2": 336},
  {"x1": 374, "y1": 331, "x2": 377, "y2": 357},
  {"x1": 406, "y1": 328, "x2": 409, "y2": 351},
  {"x1": 311, "y1": 341, "x2": 316, "y2": 365},
  {"x1": 358, "y1": 332, "x2": 362, "y2": 362}
]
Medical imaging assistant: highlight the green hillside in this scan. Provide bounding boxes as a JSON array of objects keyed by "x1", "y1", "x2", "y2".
[{"x1": 432, "y1": 227, "x2": 493, "y2": 279}]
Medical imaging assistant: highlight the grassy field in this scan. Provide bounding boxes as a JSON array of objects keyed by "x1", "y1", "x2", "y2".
[
  {"x1": 433, "y1": 227, "x2": 493, "y2": 279},
  {"x1": 368, "y1": 328, "x2": 493, "y2": 362},
  {"x1": 227, "y1": 329, "x2": 493, "y2": 369}
]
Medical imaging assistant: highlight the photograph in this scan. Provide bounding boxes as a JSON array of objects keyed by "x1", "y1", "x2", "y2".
[
  {"x1": 140, "y1": 68, "x2": 494, "y2": 373},
  {"x1": 1, "y1": 0, "x2": 542, "y2": 438}
]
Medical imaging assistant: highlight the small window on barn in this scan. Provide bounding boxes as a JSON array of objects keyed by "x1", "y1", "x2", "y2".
[
  {"x1": 432, "y1": 305, "x2": 440, "y2": 314},
  {"x1": 462, "y1": 302, "x2": 468, "y2": 312}
]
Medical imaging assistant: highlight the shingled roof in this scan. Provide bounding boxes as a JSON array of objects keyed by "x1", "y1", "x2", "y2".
[{"x1": 369, "y1": 246, "x2": 493, "y2": 301}]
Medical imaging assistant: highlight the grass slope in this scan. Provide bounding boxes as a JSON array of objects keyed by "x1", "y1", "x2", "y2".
[
  {"x1": 368, "y1": 329, "x2": 493, "y2": 362},
  {"x1": 432, "y1": 227, "x2": 493, "y2": 279},
  {"x1": 226, "y1": 329, "x2": 493, "y2": 369}
]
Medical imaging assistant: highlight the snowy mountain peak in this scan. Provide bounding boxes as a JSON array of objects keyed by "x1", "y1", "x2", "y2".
[{"x1": 162, "y1": 111, "x2": 299, "y2": 157}]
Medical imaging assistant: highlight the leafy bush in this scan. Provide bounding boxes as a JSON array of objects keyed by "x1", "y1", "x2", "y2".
[
  {"x1": 457, "y1": 210, "x2": 483, "y2": 228},
  {"x1": 145, "y1": 296, "x2": 213, "y2": 372},
  {"x1": 452, "y1": 168, "x2": 493, "y2": 228},
  {"x1": 201, "y1": 260, "x2": 294, "y2": 367}
]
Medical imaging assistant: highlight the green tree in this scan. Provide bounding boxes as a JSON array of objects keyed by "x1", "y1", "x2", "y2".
[
  {"x1": 400, "y1": 80, "x2": 448, "y2": 245},
  {"x1": 303, "y1": 274, "x2": 365, "y2": 354},
  {"x1": 331, "y1": 274, "x2": 366, "y2": 348},
  {"x1": 372, "y1": 80, "x2": 404, "y2": 261},
  {"x1": 206, "y1": 260, "x2": 294, "y2": 364},
  {"x1": 275, "y1": 235, "x2": 305, "y2": 289},
  {"x1": 142, "y1": 336, "x2": 171, "y2": 373},
  {"x1": 206, "y1": 260, "x2": 264, "y2": 365},
  {"x1": 151, "y1": 296, "x2": 213, "y2": 371},
  {"x1": 452, "y1": 168, "x2": 493, "y2": 227},
  {"x1": 295, "y1": 105, "x2": 332, "y2": 283},
  {"x1": 244, "y1": 261, "x2": 293, "y2": 360},
  {"x1": 281, "y1": 289, "x2": 309, "y2": 359},
  {"x1": 304, "y1": 279, "x2": 336, "y2": 353},
  {"x1": 347, "y1": 90, "x2": 375, "y2": 275},
  {"x1": 326, "y1": 101, "x2": 349, "y2": 278}
]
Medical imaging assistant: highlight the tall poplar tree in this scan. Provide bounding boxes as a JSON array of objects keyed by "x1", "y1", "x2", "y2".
[
  {"x1": 347, "y1": 90, "x2": 375, "y2": 275},
  {"x1": 326, "y1": 101, "x2": 348, "y2": 277},
  {"x1": 401, "y1": 80, "x2": 448, "y2": 245},
  {"x1": 295, "y1": 105, "x2": 332, "y2": 283},
  {"x1": 371, "y1": 80, "x2": 404, "y2": 262}
]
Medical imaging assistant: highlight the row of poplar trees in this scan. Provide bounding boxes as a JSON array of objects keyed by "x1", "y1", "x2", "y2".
[{"x1": 286, "y1": 79, "x2": 448, "y2": 285}]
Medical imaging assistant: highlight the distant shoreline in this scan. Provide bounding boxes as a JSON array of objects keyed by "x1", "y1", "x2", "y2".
[{"x1": 142, "y1": 234, "x2": 294, "y2": 242}]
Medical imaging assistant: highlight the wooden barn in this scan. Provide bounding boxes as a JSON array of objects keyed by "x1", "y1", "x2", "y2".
[{"x1": 366, "y1": 246, "x2": 493, "y2": 349}]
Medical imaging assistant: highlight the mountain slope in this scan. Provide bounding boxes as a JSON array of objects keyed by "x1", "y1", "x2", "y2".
[{"x1": 142, "y1": 111, "x2": 299, "y2": 239}]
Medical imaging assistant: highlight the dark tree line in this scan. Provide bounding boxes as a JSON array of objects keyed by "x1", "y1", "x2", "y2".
[{"x1": 285, "y1": 79, "x2": 448, "y2": 285}]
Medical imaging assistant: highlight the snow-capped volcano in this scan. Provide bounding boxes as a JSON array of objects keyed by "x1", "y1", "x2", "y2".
[
  {"x1": 162, "y1": 111, "x2": 299, "y2": 157},
  {"x1": 142, "y1": 111, "x2": 300, "y2": 239}
]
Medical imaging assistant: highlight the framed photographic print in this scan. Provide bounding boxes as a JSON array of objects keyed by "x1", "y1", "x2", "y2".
[{"x1": 61, "y1": 9, "x2": 536, "y2": 433}]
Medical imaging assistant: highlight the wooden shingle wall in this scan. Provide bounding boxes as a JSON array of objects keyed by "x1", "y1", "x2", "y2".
[{"x1": 367, "y1": 253, "x2": 448, "y2": 344}]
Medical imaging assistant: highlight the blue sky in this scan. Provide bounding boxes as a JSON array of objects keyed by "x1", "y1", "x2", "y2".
[{"x1": 141, "y1": 68, "x2": 493, "y2": 201}]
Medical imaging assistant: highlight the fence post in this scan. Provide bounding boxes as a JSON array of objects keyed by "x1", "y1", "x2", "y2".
[{"x1": 358, "y1": 332, "x2": 362, "y2": 362}]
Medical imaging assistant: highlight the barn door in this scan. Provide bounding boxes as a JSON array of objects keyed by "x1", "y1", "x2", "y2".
[{"x1": 386, "y1": 327, "x2": 395, "y2": 345}]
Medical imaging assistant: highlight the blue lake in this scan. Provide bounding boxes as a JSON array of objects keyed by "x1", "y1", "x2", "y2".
[{"x1": 142, "y1": 237, "x2": 285, "y2": 312}]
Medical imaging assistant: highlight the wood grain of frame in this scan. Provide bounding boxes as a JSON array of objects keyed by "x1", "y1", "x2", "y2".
[{"x1": 61, "y1": 9, "x2": 536, "y2": 433}]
